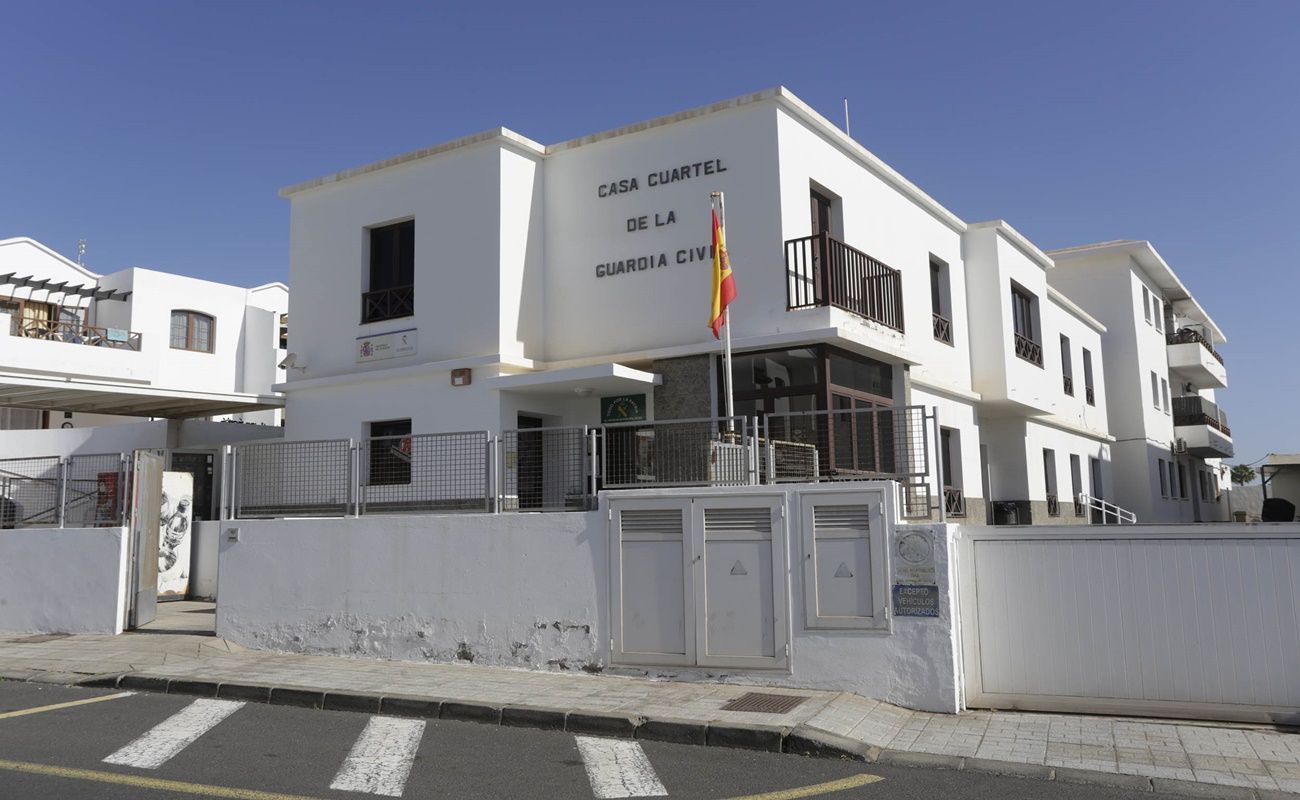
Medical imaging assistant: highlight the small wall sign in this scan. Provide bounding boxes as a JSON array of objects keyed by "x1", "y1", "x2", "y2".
[
  {"x1": 892, "y1": 584, "x2": 940, "y2": 617},
  {"x1": 601, "y1": 394, "x2": 647, "y2": 424},
  {"x1": 894, "y1": 529, "x2": 937, "y2": 585},
  {"x1": 357, "y1": 328, "x2": 416, "y2": 363}
]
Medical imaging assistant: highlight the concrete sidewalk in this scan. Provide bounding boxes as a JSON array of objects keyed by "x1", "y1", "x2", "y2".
[{"x1": 1, "y1": 630, "x2": 1298, "y2": 798}]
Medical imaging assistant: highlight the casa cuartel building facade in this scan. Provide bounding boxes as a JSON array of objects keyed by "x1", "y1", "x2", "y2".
[{"x1": 275, "y1": 86, "x2": 1231, "y2": 525}]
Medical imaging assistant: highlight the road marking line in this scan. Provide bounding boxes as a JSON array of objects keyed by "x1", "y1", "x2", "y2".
[
  {"x1": 0, "y1": 691, "x2": 134, "y2": 720},
  {"x1": 575, "y1": 735, "x2": 668, "y2": 798},
  {"x1": 720, "y1": 773, "x2": 883, "y2": 800},
  {"x1": 0, "y1": 757, "x2": 327, "y2": 800},
  {"x1": 103, "y1": 698, "x2": 244, "y2": 769},
  {"x1": 329, "y1": 715, "x2": 426, "y2": 797}
]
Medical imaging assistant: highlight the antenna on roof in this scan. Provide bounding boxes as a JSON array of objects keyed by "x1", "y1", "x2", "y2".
[
  {"x1": 843, "y1": 98, "x2": 851, "y2": 138},
  {"x1": 77, "y1": 239, "x2": 86, "y2": 267}
]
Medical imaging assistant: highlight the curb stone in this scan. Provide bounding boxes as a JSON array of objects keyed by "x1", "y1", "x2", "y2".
[
  {"x1": 379, "y1": 696, "x2": 441, "y2": 719},
  {"x1": 874, "y1": 750, "x2": 964, "y2": 770},
  {"x1": 963, "y1": 757, "x2": 1054, "y2": 780},
  {"x1": 440, "y1": 701, "x2": 502, "y2": 724},
  {"x1": 635, "y1": 718, "x2": 708, "y2": 746},
  {"x1": 119, "y1": 675, "x2": 169, "y2": 693},
  {"x1": 706, "y1": 723, "x2": 786, "y2": 753},
  {"x1": 1053, "y1": 766, "x2": 1155, "y2": 791},
  {"x1": 167, "y1": 680, "x2": 220, "y2": 698},
  {"x1": 501, "y1": 705, "x2": 567, "y2": 731},
  {"x1": 268, "y1": 687, "x2": 324, "y2": 709},
  {"x1": 1151, "y1": 778, "x2": 1257, "y2": 799},
  {"x1": 566, "y1": 712, "x2": 640, "y2": 738},
  {"x1": 217, "y1": 683, "x2": 271, "y2": 703},
  {"x1": 323, "y1": 692, "x2": 382, "y2": 714},
  {"x1": 783, "y1": 728, "x2": 875, "y2": 761}
]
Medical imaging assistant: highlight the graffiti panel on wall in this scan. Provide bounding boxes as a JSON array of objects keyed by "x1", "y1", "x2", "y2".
[{"x1": 158, "y1": 471, "x2": 194, "y2": 598}]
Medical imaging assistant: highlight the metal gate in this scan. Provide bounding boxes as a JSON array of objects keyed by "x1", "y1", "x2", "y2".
[
  {"x1": 609, "y1": 494, "x2": 789, "y2": 670},
  {"x1": 958, "y1": 525, "x2": 1300, "y2": 724},
  {"x1": 126, "y1": 450, "x2": 164, "y2": 629}
]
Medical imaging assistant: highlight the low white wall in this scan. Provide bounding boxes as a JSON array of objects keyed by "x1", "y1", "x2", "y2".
[
  {"x1": 216, "y1": 483, "x2": 962, "y2": 713},
  {"x1": 0, "y1": 527, "x2": 128, "y2": 634},
  {"x1": 216, "y1": 512, "x2": 608, "y2": 670},
  {"x1": 190, "y1": 520, "x2": 221, "y2": 601}
]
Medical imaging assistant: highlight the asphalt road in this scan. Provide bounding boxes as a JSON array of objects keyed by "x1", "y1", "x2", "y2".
[{"x1": 0, "y1": 681, "x2": 1193, "y2": 799}]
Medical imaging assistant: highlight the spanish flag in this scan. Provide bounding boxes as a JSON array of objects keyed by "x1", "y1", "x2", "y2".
[{"x1": 709, "y1": 206, "x2": 737, "y2": 339}]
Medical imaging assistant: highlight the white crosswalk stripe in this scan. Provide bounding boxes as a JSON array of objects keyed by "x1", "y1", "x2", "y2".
[
  {"x1": 329, "y1": 716, "x2": 426, "y2": 797},
  {"x1": 103, "y1": 698, "x2": 244, "y2": 769},
  {"x1": 575, "y1": 736, "x2": 668, "y2": 799}
]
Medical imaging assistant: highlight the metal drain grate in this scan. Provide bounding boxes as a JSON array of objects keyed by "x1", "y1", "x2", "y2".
[{"x1": 719, "y1": 692, "x2": 808, "y2": 714}]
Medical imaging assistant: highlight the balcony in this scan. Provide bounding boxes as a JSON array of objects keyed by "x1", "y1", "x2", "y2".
[
  {"x1": 1014, "y1": 332, "x2": 1043, "y2": 366},
  {"x1": 11, "y1": 318, "x2": 142, "y2": 351},
  {"x1": 932, "y1": 313, "x2": 953, "y2": 345},
  {"x1": 786, "y1": 233, "x2": 904, "y2": 332},
  {"x1": 1167, "y1": 328, "x2": 1226, "y2": 389},
  {"x1": 944, "y1": 486, "x2": 966, "y2": 517},
  {"x1": 362, "y1": 284, "x2": 414, "y2": 324},
  {"x1": 1172, "y1": 396, "x2": 1233, "y2": 458}
]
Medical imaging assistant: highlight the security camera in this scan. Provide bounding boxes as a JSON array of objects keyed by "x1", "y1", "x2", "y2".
[{"x1": 278, "y1": 353, "x2": 305, "y2": 372}]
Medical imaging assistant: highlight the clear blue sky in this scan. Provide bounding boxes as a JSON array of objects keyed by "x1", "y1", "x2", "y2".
[{"x1": 2, "y1": 1, "x2": 1295, "y2": 467}]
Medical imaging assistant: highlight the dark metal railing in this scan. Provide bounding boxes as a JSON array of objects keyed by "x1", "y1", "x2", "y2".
[
  {"x1": 1014, "y1": 332, "x2": 1043, "y2": 366},
  {"x1": 786, "y1": 233, "x2": 905, "y2": 332},
  {"x1": 1047, "y1": 493, "x2": 1060, "y2": 517},
  {"x1": 361, "y1": 284, "x2": 414, "y2": 324},
  {"x1": 13, "y1": 319, "x2": 142, "y2": 351},
  {"x1": 1172, "y1": 396, "x2": 1230, "y2": 435},
  {"x1": 932, "y1": 313, "x2": 952, "y2": 344},
  {"x1": 1085, "y1": 385, "x2": 1095, "y2": 405},
  {"x1": 1167, "y1": 328, "x2": 1224, "y2": 365},
  {"x1": 1063, "y1": 374, "x2": 1074, "y2": 396},
  {"x1": 944, "y1": 486, "x2": 965, "y2": 517}
]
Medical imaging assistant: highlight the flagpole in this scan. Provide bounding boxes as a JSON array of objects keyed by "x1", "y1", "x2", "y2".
[{"x1": 713, "y1": 191, "x2": 735, "y2": 434}]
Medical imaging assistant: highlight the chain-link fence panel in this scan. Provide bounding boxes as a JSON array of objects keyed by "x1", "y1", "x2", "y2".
[
  {"x1": 234, "y1": 439, "x2": 352, "y2": 518},
  {"x1": 360, "y1": 431, "x2": 490, "y2": 515},
  {"x1": 0, "y1": 456, "x2": 62, "y2": 527},
  {"x1": 501, "y1": 427, "x2": 592, "y2": 512}
]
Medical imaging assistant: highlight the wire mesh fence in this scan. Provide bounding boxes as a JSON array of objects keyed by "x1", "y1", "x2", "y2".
[
  {"x1": 359, "y1": 431, "x2": 491, "y2": 515},
  {"x1": 500, "y1": 426, "x2": 593, "y2": 512},
  {"x1": 600, "y1": 416, "x2": 755, "y2": 489},
  {"x1": 763, "y1": 405, "x2": 930, "y2": 484},
  {"x1": 233, "y1": 438, "x2": 352, "y2": 518},
  {"x1": 62, "y1": 453, "x2": 129, "y2": 527},
  {"x1": 0, "y1": 456, "x2": 62, "y2": 527}
]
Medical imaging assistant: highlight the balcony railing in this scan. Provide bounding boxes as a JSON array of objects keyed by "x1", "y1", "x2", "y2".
[
  {"x1": 362, "y1": 284, "x2": 414, "y2": 324},
  {"x1": 12, "y1": 319, "x2": 142, "y2": 351},
  {"x1": 932, "y1": 313, "x2": 952, "y2": 345},
  {"x1": 1046, "y1": 492, "x2": 1060, "y2": 517},
  {"x1": 1085, "y1": 385, "x2": 1095, "y2": 405},
  {"x1": 1014, "y1": 332, "x2": 1043, "y2": 366},
  {"x1": 943, "y1": 486, "x2": 965, "y2": 517},
  {"x1": 1063, "y1": 374, "x2": 1074, "y2": 396},
  {"x1": 1172, "y1": 395, "x2": 1230, "y2": 435},
  {"x1": 1167, "y1": 327, "x2": 1224, "y2": 365},
  {"x1": 786, "y1": 233, "x2": 905, "y2": 332}
]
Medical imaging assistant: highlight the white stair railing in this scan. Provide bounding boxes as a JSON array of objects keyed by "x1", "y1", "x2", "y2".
[{"x1": 1077, "y1": 493, "x2": 1136, "y2": 525}]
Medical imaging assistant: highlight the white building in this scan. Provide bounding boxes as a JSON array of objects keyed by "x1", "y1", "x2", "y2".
[
  {"x1": 1047, "y1": 240, "x2": 1231, "y2": 523},
  {"x1": 273, "y1": 86, "x2": 1226, "y2": 524}
]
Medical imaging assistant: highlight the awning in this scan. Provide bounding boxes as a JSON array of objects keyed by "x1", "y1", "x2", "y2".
[
  {"x1": 0, "y1": 372, "x2": 283, "y2": 418},
  {"x1": 485, "y1": 363, "x2": 660, "y2": 396}
]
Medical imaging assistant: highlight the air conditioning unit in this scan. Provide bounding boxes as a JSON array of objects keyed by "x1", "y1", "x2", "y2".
[{"x1": 1173, "y1": 438, "x2": 1188, "y2": 455}]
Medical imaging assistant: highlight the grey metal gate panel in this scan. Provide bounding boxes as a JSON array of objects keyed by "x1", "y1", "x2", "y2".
[
  {"x1": 127, "y1": 450, "x2": 164, "y2": 629},
  {"x1": 610, "y1": 499, "x2": 694, "y2": 667}
]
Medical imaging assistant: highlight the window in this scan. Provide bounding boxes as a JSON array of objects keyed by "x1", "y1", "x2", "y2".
[
  {"x1": 1168, "y1": 461, "x2": 1177, "y2": 500},
  {"x1": 170, "y1": 310, "x2": 214, "y2": 352},
  {"x1": 1177, "y1": 463, "x2": 1187, "y2": 499},
  {"x1": 368, "y1": 418, "x2": 412, "y2": 486},
  {"x1": 1161, "y1": 378, "x2": 1170, "y2": 413},
  {"x1": 1199, "y1": 470, "x2": 1209, "y2": 502},
  {"x1": 1142, "y1": 286, "x2": 1151, "y2": 324},
  {"x1": 1043, "y1": 448, "x2": 1059, "y2": 516},
  {"x1": 940, "y1": 428, "x2": 964, "y2": 516},
  {"x1": 1154, "y1": 300, "x2": 1164, "y2": 332},
  {"x1": 1090, "y1": 457, "x2": 1104, "y2": 501},
  {"x1": 1213, "y1": 473, "x2": 1221, "y2": 503},
  {"x1": 1158, "y1": 458, "x2": 1168, "y2": 497},
  {"x1": 1010, "y1": 284, "x2": 1041, "y2": 365},
  {"x1": 364, "y1": 220, "x2": 415, "y2": 323},
  {"x1": 1151, "y1": 371, "x2": 1160, "y2": 409},
  {"x1": 1082, "y1": 348, "x2": 1095, "y2": 405},
  {"x1": 1070, "y1": 455, "x2": 1082, "y2": 510},
  {"x1": 278, "y1": 313, "x2": 288, "y2": 350},
  {"x1": 930, "y1": 257, "x2": 952, "y2": 345},
  {"x1": 1060, "y1": 335, "x2": 1073, "y2": 395}
]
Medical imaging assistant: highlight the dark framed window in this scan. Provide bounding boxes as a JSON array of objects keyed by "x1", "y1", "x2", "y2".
[
  {"x1": 1082, "y1": 348, "x2": 1095, "y2": 405},
  {"x1": 364, "y1": 220, "x2": 415, "y2": 323},
  {"x1": 1060, "y1": 334, "x2": 1073, "y2": 395},
  {"x1": 170, "y1": 310, "x2": 214, "y2": 352},
  {"x1": 1158, "y1": 458, "x2": 1168, "y2": 497},
  {"x1": 368, "y1": 418, "x2": 412, "y2": 486},
  {"x1": 930, "y1": 257, "x2": 953, "y2": 345},
  {"x1": 1011, "y1": 285, "x2": 1036, "y2": 341}
]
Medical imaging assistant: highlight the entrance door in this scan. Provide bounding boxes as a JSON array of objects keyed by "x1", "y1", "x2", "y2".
[
  {"x1": 610, "y1": 496, "x2": 788, "y2": 670},
  {"x1": 517, "y1": 415, "x2": 544, "y2": 510},
  {"x1": 169, "y1": 451, "x2": 215, "y2": 520},
  {"x1": 810, "y1": 190, "x2": 834, "y2": 300},
  {"x1": 127, "y1": 450, "x2": 165, "y2": 629}
]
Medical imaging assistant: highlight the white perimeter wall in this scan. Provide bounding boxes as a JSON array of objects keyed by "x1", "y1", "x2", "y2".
[
  {"x1": 0, "y1": 527, "x2": 128, "y2": 634},
  {"x1": 215, "y1": 488, "x2": 961, "y2": 712}
]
